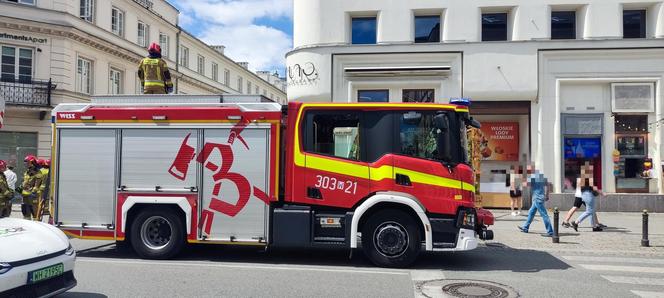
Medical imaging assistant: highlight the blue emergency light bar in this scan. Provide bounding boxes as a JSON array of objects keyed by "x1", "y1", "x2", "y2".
[{"x1": 450, "y1": 97, "x2": 471, "y2": 106}]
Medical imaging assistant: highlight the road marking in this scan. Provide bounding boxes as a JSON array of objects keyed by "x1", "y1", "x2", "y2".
[
  {"x1": 76, "y1": 257, "x2": 409, "y2": 276},
  {"x1": 564, "y1": 256, "x2": 664, "y2": 265},
  {"x1": 631, "y1": 290, "x2": 664, "y2": 298},
  {"x1": 601, "y1": 275, "x2": 664, "y2": 286},
  {"x1": 578, "y1": 264, "x2": 664, "y2": 274}
]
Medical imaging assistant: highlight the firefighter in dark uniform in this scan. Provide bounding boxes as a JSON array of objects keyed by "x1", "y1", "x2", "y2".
[
  {"x1": 21, "y1": 155, "x2": 43, "y2": 220},
  {"x1": 38, "y1": 159, "x2": 50, "y2": 220},
  {"x1": 0, "y1": 160, "x2": 13, "y2": 218},
  {"x1": 138, "y1": 42, "x2": 174, "y2": 94}
]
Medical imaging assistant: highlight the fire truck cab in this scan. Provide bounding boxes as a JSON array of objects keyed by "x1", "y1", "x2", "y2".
[{"x1": 51, "y1": 95, "x2": 493, "y2": 268}]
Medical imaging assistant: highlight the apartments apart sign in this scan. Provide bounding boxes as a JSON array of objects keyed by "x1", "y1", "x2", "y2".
[{"x1": 0, "y1": 33, "x2": 47, "y2": 44}]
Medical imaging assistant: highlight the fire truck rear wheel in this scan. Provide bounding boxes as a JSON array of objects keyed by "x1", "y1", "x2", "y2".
[
  {"x1": 362, "y1": 209, "x2": 421, "y2": 268},
  {"x1": 130, "y1": 207, "x2": 185, "y2": 260}
]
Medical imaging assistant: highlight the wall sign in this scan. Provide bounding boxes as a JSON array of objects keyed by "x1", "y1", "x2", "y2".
[
  {"x1": 287, "y1": 62, "x2": 319, "y2": 86},
  {"x1": 564, "y1": 137, "x2": 601, "y2": 159},
  {"x1": 0, "y1": 33, "x2": 47, "y2": 44},
  {"x1": 479, "y1": 122, "x2": 520, "y2": 161}
]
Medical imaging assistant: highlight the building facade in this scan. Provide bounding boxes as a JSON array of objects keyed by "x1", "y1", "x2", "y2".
[
  {"x1": 287, "y1": 0, "x2": 664, "y2": 209},
  {"x1": 0, "y1": 0, "x2": 286, "y2": 178}
]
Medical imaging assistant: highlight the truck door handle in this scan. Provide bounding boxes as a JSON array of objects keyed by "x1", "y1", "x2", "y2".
[
  {"x1": 396, "y1": 173, "x2": 412, "y2": 186},
  {"x1": 307, "y1": 187, "x2": 322, "y2": 199}
]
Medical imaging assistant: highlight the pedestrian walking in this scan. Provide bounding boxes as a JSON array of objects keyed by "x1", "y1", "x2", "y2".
[
  {"x1": 518, "y1": 165, "x2": 554, "y2": 237},
  {"x1": 508, "y1": 165, "x2": 523, "y2": 216},
  {"x1": 562, "y1": 164, "x2": 605, "y2": 229},
  {"x1": 571, "y1": 178, "x2": 603, "y2": 232}
]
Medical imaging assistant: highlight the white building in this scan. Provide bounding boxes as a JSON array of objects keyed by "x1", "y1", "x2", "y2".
[
  {"x1": 287, "y1": 0, "x2": 664, "y2": 208},
  {"x1": 257, "y1": 70, "x2": 287, "y2": 94},
  {"x1": 0, "y1": 0, "x2": 286, "y2": 178}
]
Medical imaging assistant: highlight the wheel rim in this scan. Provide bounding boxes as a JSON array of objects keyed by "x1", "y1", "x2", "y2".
[
  {"x1": 140, "y1": 216, "x2": 172, "y2": 251},
  {"x1": 373, "y1": 221, "x2": 409, "y2": 258}
]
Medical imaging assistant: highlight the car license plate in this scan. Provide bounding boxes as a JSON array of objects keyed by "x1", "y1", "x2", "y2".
[{"x1": 27, "y1": 263, "x2": 64, "y2": 284}]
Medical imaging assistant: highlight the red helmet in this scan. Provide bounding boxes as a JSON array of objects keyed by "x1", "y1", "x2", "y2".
[
  {"x1": 0, "y1": 160, "x2": 6, "y2": 169},
  {"x1": 38, "y1": 159, "x2": 48, "y2": 167},
  {"x1": 148, "y1": 42, "x2": 161, "y2": 54},
  {"x1": 24, "y1": 155, "x2": 37, "y2": 164}
]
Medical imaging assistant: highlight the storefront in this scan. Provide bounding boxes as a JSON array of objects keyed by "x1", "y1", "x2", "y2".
[
  {"x1": 0, "y1": 130, "x2": 38, "y2": 185},
  {"x1": 471, "y1": 101, "x2": 530, "y2": 208}
]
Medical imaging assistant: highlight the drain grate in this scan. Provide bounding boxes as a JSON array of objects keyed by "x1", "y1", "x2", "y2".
[{"x1": 419, "y1": 279, "x2": 519, "y2": 298}]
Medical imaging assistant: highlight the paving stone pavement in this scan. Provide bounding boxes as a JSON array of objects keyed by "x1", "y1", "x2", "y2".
[{"x1": 485, "y1": 208, "x2": 664, "y2": 255}]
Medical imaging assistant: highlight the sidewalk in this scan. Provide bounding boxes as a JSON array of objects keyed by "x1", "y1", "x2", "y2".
[{"x1": 486, "y1": 209, "x2": 664, "y2": 255}]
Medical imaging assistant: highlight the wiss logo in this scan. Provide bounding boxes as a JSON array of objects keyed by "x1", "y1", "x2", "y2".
[{"x1": 59, "y1": 113, "x2": 76, "y2": 119}]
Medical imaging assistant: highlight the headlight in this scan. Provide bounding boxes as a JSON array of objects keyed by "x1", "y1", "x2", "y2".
[
  {"x1": 457, "y1": 209, "x2": 476, "y2": 229},
  {"x1": 0, "y1": 263, "x2": 11, "y2": 274},
  {"x1": 65, "y1": 243, "x2": 75, "y2": 256}
]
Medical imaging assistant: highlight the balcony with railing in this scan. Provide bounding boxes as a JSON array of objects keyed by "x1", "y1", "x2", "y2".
[{"x1": 0, "y1": 77, "x2": 55, "y2": 107}]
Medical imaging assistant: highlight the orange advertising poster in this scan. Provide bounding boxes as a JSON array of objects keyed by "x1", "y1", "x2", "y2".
[{"x1": 479, "y1": 122, "x2": 519, "y2": 161}]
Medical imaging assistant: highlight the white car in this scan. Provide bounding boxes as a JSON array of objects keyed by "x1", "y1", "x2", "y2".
[{"x1": 0, "y1": 218, "x2": 76, "y2": 297}]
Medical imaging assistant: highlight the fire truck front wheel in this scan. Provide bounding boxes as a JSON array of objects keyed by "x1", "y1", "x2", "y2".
[
  {"x1": 130, "y1": 207, "x2": 186, "y2": 259},
  {"x1": 361, "y1": 209, "x2": 421, "y2": 268}
]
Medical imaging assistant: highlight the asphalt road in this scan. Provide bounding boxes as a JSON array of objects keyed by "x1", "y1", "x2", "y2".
[{"x1": 56, "y1": 238, "x2": 664, "y2": 298}]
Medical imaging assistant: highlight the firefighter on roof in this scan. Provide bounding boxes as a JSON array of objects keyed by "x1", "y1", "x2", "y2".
[
  {"x1": 0, "y1": 160, "x2": 13, "y2": 218},
  {"x1": 138, "y1": 42, "x2": 174, "y2": 94},
  {"x1": 21, "y1": 155, "x2": 43, "y2": 220}
]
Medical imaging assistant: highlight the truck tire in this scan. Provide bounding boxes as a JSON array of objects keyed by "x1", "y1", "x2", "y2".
[
  {"x1": 130, "y1": 207, "x2": 185, "y2": 259},
  {"x1": 361, "y1": 209, "x2": 421, "y2": 268}
]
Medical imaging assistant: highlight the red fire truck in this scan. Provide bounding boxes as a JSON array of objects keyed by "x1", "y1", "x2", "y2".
[{"x1": 50, "y1": 95, "x2": 493, "y2": 267}]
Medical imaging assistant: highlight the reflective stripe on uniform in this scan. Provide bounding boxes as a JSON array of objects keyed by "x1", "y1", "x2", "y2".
[{"x1": 144, "y1": 80, "x2": 165, "y2": 87}]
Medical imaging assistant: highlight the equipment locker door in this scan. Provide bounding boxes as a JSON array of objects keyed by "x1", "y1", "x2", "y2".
[
  {"x1": 56, "y1": 129, "x2": 117, "y2": 227},
  {"x1": 199, "y1": 127, "x2": 270, "y2": 241}
]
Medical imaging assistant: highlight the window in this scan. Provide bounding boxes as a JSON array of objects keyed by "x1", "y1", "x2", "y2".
[
  {"x1": 482, "y1": 13, "x2": 508, "y2": 41},
  {"x1": 414, "y1": 15, "x2": 441, "y2": 43},
  {"x1": 351, "y1": 17, "x2": 377, "y2": 44},
  {"x1": 111, "y1": 7, "x2": 124, "y2": 37},
  {"x1": 270, "y1": 93, "x2": 274, "y2": 99},
  {"x1": 358, "y1": 90, "x2": 389, "y2": 102},
  {"x1": 403, "y1": 89, "x2": 434, "y2": 102},
  {"x1": 305, "y1": 111, "x2": 361, "y2": 160},
  {"x1": 1, "y1": 46, "x2": 32, "y2": 83},
  {"x1": 551, "y1": 11, "x2": 576, "y2": 39},
  {"x1": 197, "y1": 55, "x2": 205, "y2": 75},
  {"x1": 211, "y1": 62, "x2": 218, "y2": 81},
  {"x1": 80, "y1": 0, "x2": 94, "y2": 22},
  {"x1": 237, "y1": 77, "x2": 243, "y2": 93},
  {"x1": 399, "y1": 111, "x2": 438, "y2": 160},
  {"x1": 179, "y1": 45, "x2": 189, "y2": 68},
  {"x1": 77, "y1": 57, "x2": 92, "y2": 94},
  {"x1": 247, "y1": 81, "x2": 252, "y2": 94},
  {"x1": 263, "y1": 89, "x2": 267, "y2": 96},
  {"x1": 137, "y1": 21, "x2": 149, "y2": 48},
  {"x1": 108, "y1": 68, "x2": 122, "y2": 94},
  {"x1": 623, "y1": 10, "x2": 646, "y2": 38},
  {"x1": 159, "y1": 33, "x2": 169, "y2": 58},
  {"x1": 255, "y1": 86, "x2": 260, "y2": 95},
  {"x1": 224, "y1": 69, "x2": 230, "y2": 85},
  {"x1": 3, "y1": 0, "x2": 35, "y2": 4}
]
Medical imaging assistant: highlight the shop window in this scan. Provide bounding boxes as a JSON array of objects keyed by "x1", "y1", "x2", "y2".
[
  {"x1": 351, "y1": 17, "x2": 377, "y2": 45},
  {"x1": 403, "y1": 89, "x2": 434, "y2": 102},
  {"x1": 414, "y1": 15, "x2": 440, "y2": 43},
  {"x1": 563, "y1": 137, "x2": 602, "y2": 192},
  {"x1": 358, "y1": 90, "x2": 389, "y2": 102},
  {"x1": 614, "y1": 115, "x2": 648, "y2": 192},
  {"x1": 482, "y1": 13, "x2": 508, "y2": 41},
  {"x1": 551, "y1": 11, "x2": 576, "y2": 39},
  {"x1": 304, "y1": 112, "x2": 361, "y2": 160},
  {"x1": 623, "y1": 10, "x2": 646, "y2": 38}
]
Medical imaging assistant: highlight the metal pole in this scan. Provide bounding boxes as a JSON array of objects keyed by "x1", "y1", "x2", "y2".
[
  {"x1": 642, "y1": 209, "x2": 649, "y2": 247},
  {"x1": 553, "y1": 207, "x2": 559, "y2": 243}
]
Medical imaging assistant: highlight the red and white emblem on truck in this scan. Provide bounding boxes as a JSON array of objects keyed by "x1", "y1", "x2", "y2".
[{"x1": 168, "y1": 121, "x2": 269, "y2": 236}]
